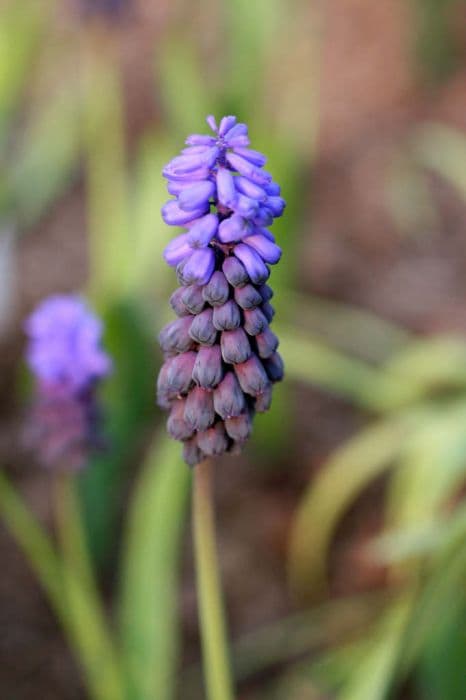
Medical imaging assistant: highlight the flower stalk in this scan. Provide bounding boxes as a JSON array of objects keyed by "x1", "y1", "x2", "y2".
[{"x1": 193, "y1": 460, "x2": 235, "y2": 700}]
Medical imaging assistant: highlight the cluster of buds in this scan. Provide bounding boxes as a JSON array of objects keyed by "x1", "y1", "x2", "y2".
[
  {"x1": 157, "y1": 115, "x2": 285, "y2": 466},
  {"x1": 24, "y1": 295, "x2": 112, "y2": 470}
]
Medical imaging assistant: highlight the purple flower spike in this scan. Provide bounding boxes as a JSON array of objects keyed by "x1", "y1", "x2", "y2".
[
  {"x1": 24, "y1": 295, "x2": 112, "y2": 470},
  {"x1": 157, "y1": 115, "x2": 285, "y2": 464}
]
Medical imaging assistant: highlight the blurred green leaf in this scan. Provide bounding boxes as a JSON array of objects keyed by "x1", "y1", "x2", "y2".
[
  {"x1": 0, "y1": 470, "x2": 65, "y2": 615},
  {"x1": 0, "y1": 0, "x2": 48, "y2": 146},
  {"x1": 416, "y1": 599, "x2": 466, "y2": 700},
  {"x1": 288, "y1": 290, "x2": 411, "y2": 363},
  {"x1": 118, "y1": 433, "x2": 190, "y2": 700},
  {"x1": 337, "y1": 596, "x2": 414, "y2": 700},
  {"x1": 414, "y1": 123, "x2": 466, "y2": 200},
  {"x1": 81, "y1": 39, "x2": 130, "y2": 306},
  {"x1": 0, "y1": 471, "x2": 124, "y2": 700},
  {"x1": 79, "y1": 300, "x2": 155, "y2": 567},
  {"x1": 7, "y1": 85, "x2": 81, "y2": 227},
  {"x1": 157, "y1": 38, "x2": 215, "y2": 139},
  {"x1": 288, "y1": 409, "x2": 426, "y2": 598},
  {"x1": 56, "y1": 475, "x2": 125, "y2": 700}
]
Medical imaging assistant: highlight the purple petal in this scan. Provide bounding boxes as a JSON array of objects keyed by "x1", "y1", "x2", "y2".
[
  {"x1": 252, "y1": 205, "x2": 274, "y2": 227},
  {"x1": 232, "y1": 147, "x2": 267, "y2": 167},
  {"x1": 243, "y1": 307, "x2": 268, "y2": 335},
  {"x1": 158, "y1": 317, "x2": 195, "y2": 354},
  {"x1": 221, "y1": 328, "x2": 251, "y2": 364},
  {"x1": 218, "y1": 214, "x2": 250, "y2": 243},
  {"x1": 161, "y1": 200, "x2": 208, "y2": 226},
  {"x1": 212, "y1": 300, "x2": 241, "y2": 331},
  {"x1": 213, "y1": 372, "x2": 246, "y2": 419},
  {"x1": 192, "y1": 345, "x2": 223, "y2": 389},
  {"x1": 181, "y1": 247, "x2": 215, "y2": 285},
  {"x1": 263, "y1": 352, "x2": 284, "y2": 382},
  {"x1": 206, "y1": 115, "x2": 218, "y2": 132},
  {"x1": 218, "y1": 116, "x2": 237, "y2": 136},
  {"x1": 197, "y1": 423, "x2": 228, "y2": 457},
  {"x1": 187, "y1": 213, "x2": 219, "y2": 248},
  {"x1": 189, "y1": 308, "x2": 217, "y2": 346},
  {"x1": 266, "y1": 196, "x2": 286, "y2": 217},
  {"x1": 178, "y1": 181, "x2": 215, "y2": 211},
  {"x1": 216, "y1": 167, "x2": 237, "y2": 209},
  {"x1": 261, "y1": 301, "x2": 275, "y2": 322},
  {"x1": 234, "y1": 194, "x2": 259, "y2": 219},
  {"x1": 255, "y1": 327, "x2": 279, "y2": 359},
  {"x1": 234, "y1": 176, "x2": 267, "y2": 201},
  {"x1": 180, "y1": 285, "x2": 205, "y2": 314},
  {"x1": 264, "y1": 181, "x2": 281, "y2": 196},
  {"x1": 234, "y1": 284, "x2": 263, "y2": 309},
  {"x1": 242, "y1": 233, "x2": 282, "y2": 264},
  {"x1": 226, "y1": 152, "x2": 271, "y2": 186},
  {"x1": 184, "y1": 387, "x2": 215, "y2": 431},
  {"x1": 202, "y1": 271, "x2": 230, "y2": 306},
  {"x1": 258, "y1": 284, "x2": 274, "y2": 301},
  {"x1": 183, "y1": 436, "x2": 203, "y2": 466},
  {"x1": 224, "y1": 413, "x2": 252, "y2": 442},
  {"x1": 234, "y1": 354, "x2": 270, "y2": 397},
  {"x1": 224, "y1": 123, "x2": 248, "y2": 141},
  {"x1": 181, "y1": 145, "x2": 213, "y2": 155},
  {"x1": 254, "y1": 384, "x2": 273, "y2": 413},
  {"x1": 185, "y1": 134, "x2": 216, "y2": 146},
  {"x1": 222, "y1": 256, "x2": 249, "y2": 288},
  {"x1": 163, "y1": 234, "x2": 192, "y2": 266},
  {"x1": 233, "y1": 243, "x2": 270, "y2": 284},
  {"x1": 167, "y1": 399, "x2": 194, "y2": 440},
  {"x1": 169, "y1": 287, "x2": 190, "y2": 317},
  {"x1": 167, "y1": 179, "x2": 205, "y2": 196}
]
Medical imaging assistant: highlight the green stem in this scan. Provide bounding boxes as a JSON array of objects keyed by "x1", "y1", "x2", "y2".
[
  {"x1": 193, "y1": 460, "x2": 235, "y2": 700},
  {"x1": 55, "y1": 474, "x2": 125, "y2": 700}
]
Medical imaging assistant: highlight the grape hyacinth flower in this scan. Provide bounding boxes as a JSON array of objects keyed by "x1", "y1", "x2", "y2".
[
  {"x1": 157, "y1": 116, "x2": 285, "y2": 466},
  {"x1": 24, "y1": 295, "x2": 112, "y2": 470}
]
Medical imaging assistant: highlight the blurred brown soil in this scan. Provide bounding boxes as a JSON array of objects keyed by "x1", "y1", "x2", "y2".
[{"x1": 1, "y1": 1, "x2": 466, "y2": 698}]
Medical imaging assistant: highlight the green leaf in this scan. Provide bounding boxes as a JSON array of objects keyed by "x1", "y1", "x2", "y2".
[
  {"x1": 78, "y1": 300, "x2": 155, "y2": 568},
  {"x1": 118, "y1": 433, "x2": 191, "y2": 700},
  {"x1": 288, "y1": 409, "x2": 426, "y2": 598},
  {"x1": 55, "y1": 475, "x2": 125, "y2": 700}
]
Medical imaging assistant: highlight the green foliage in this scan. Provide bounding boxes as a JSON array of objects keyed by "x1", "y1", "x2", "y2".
[{"x1": 118, "y1": 433, "x2": 190, "y2": 700}]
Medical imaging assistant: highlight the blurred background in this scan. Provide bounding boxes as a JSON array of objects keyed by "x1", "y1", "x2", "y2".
[{"x1": 1, "y1": 0, "x2": 466, "y2": 698}]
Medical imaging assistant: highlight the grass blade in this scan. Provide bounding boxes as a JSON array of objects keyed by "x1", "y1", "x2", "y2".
[{"x1": 118, "y1": 432, "x2": 190, "y2": 700}]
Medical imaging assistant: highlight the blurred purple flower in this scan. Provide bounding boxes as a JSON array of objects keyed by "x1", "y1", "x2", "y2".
[
  {"x1": 24, "y1": 295, "x2": 112, "y2": 470},
  {"x1": 157, "y1": 116, "x2": 285, "y2": 466}
]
